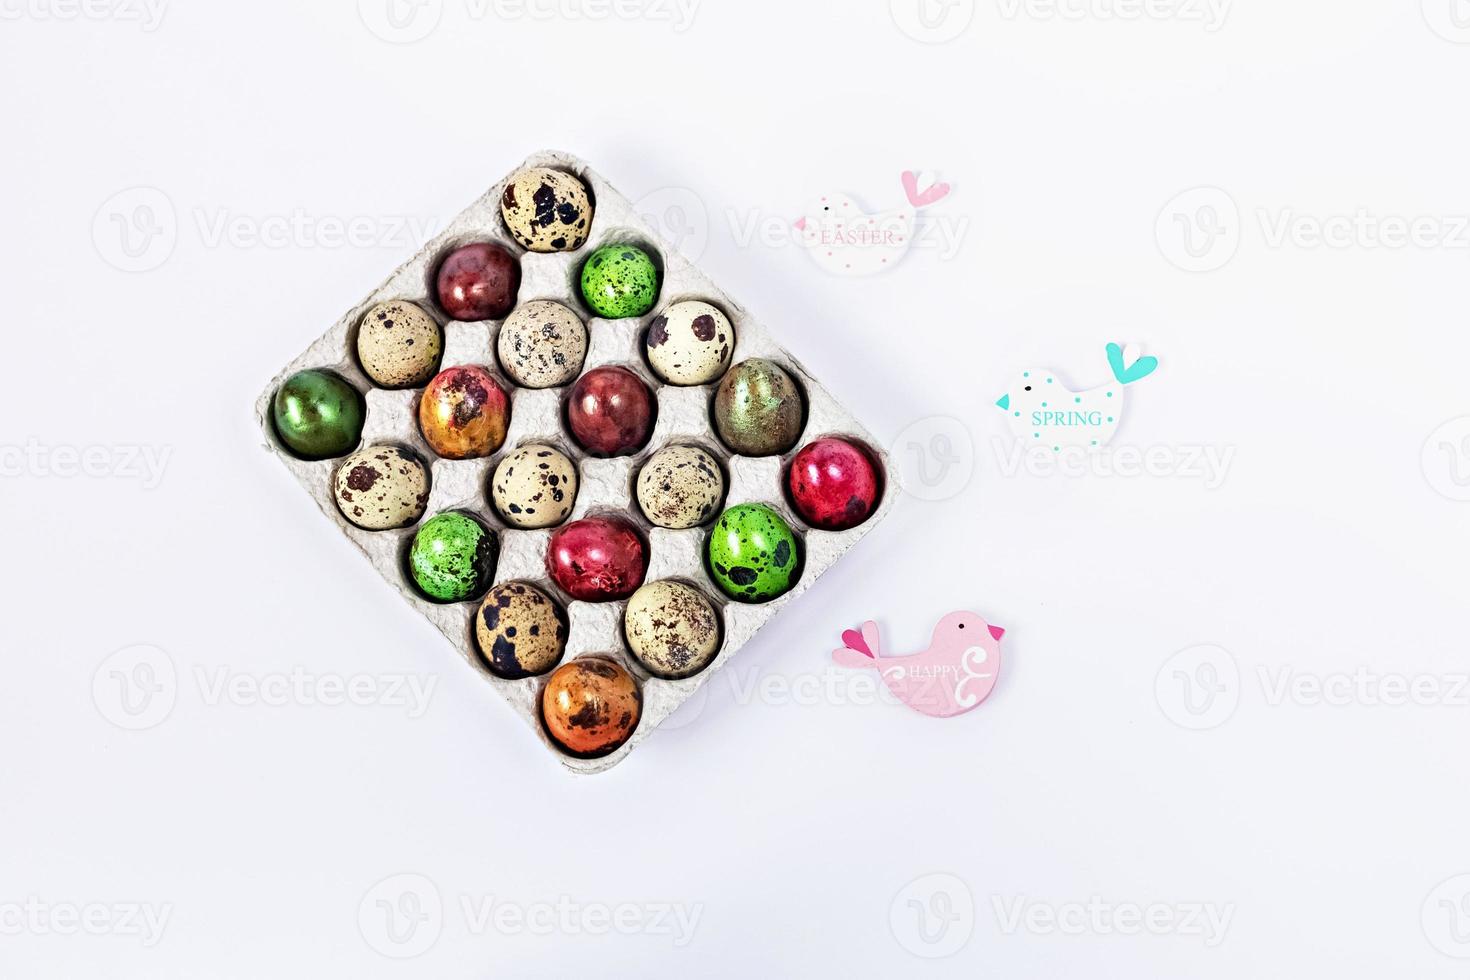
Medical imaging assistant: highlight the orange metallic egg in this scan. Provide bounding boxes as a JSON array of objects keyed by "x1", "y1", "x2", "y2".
[
  {"x1": 417, "y1": 365, "x2": 510, "y2": 460},
  {"x1": 540, "y1": 656, "x2": 642, "y2": 758}
]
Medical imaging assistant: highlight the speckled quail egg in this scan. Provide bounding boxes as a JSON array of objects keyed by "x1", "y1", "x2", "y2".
[
  {"x1": 636, "y1": 445, "x2": 725, "y2": 530},
  {"x1": 333, "y1": 446, "x2": 430, "y2": 531},
  {"x1": 496, "y1": 300, "x2": 587, "y2": 389},
  {"x1": 645, "y1": 300, "x2": 733, "y2": 386},
  {"x1": 491, "y1": 444, "x2": 578, "y2": 529},
  {"x1": 499, "y1": 167, "x2": 593, "y2": 253},
  {"x1": 476, "y1": 581, "x2": 568, "y2": 679},
  {"x1": 623, "y1": 581, "x2": 721, "y2": 679},
  {"x1": 356, "y1": 300, "x2": 443, "y2": 388}
]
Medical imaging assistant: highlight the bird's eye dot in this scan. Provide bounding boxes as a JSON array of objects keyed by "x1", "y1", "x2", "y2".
[
  {"x1": 1024, "y1": 385, "x2": 1032, "y2": 391},
  {"x1": 958, "y1": 623, "x2": 965, "y2": 629},
  {"x1": 823, "y1": 206, "x2": 829, "y2": 211}
]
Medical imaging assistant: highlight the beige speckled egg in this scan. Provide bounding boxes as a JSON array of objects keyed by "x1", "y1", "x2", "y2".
[
  {"x1": 499, "y1": 167, "x2": 593, "y2": 253},
  {"x1": 624, "y1": 581, "x2": 721, "y2": 679},
  {"x1": 476, "y1": 582, "x2": 568, "y2": 679},
  {"x1": 636, "y1": 445, "x2": 724, "y2": 529},
  {"x1": 333, "y1": 446, "x2": 430, "y2": 531},
  {"x1": 491, "y1": 444, "x2": 578, "y2": 529},
  {"x1": 356, "y1": 300, "x2": 443, "y2": 388},
  {"x1": 645, "y1": 300, "x2": 733, "y2": 386},
  {"x1": 496, "y1": 300, "x2": 587, "y2": 389}
]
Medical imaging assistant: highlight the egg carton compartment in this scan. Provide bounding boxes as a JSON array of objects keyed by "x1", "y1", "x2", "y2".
[{"x1": 256, "y1": 150, "x2": 895, "y2": 774}]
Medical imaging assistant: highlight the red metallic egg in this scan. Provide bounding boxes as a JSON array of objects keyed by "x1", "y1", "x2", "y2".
[
  {"x1": 546, "y1": 516, "x2": 648, "y2": 601},
  {"x1": 435, "y1": 242, "x2": 521, "y2": 321},
  {"x1": 566, "y1": 366, "x2": 655, "y2": 457},
  {"x1": 787, "y1": 437, "x2": 881, "y2": 531}
]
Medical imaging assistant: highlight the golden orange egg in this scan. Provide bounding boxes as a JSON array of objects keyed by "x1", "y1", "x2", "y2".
[{"x1": 540, "y1": 657, "x2": 642, "y2": 758}]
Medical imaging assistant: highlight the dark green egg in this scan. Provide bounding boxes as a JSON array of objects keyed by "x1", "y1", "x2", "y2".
[
  {"x1": 272, "y1": 369, "x2": 365, "y2": 460},
  {"x1": 712, "y1": 359, "x2": 805, "y2": 456},
  {"x1": 706, "y1": 503, "x2": 801, "y2": 603}
]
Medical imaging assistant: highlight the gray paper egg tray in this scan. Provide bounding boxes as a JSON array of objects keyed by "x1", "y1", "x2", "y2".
[{"x1": 255, "y1": 150, "x2": 895, "y2": 774}]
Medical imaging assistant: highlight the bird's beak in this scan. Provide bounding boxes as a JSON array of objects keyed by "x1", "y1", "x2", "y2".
[
  {"x1": 995, "y1": 394, "x2": 1010, "y2": 410},
  {"x1": 988, "y1": 625, "x2": 1005, "y2": 641},
  {"x1": 793, "y1": 216, "x2": 806, "y2": 231}
]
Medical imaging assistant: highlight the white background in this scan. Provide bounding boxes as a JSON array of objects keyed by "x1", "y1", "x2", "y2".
[{"x1": 4, "y1": 0, "x2": 1470, "y2": 975}]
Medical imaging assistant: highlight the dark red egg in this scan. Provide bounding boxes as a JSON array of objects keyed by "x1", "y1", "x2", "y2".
[
  {"x1": 787, "y1": 437, "x2": 881, "y2": 531},
  {"x1": 566, "y1": 366, "x2": 655, "y2": 457},
  {"x1": 547, "y1": 517, "x2": 648, "y2": 601},
  {"x1": 435, "y1": 242, "x2": 521, "y2": 321}
]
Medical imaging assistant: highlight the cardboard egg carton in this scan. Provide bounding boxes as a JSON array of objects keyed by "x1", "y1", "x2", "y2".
[{"x1": 255, "y1": 150, "x2": 895, "y2": 774}]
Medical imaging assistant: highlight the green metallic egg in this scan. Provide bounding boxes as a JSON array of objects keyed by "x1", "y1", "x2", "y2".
[
  {"x1": 712, "y1": 358, "x2": 805, "y2": 456},
  {"x1": 272, "y1": 369, "x2": 365, "y2": 461},
  {"x1": 706, "y1": 503, "x2": 801, "y2": 603},
  {"x1": 409, "y1": 512, "x2": 497, "y2": 602},
  {"x1": 580, "y1": 244, "x2": 659, "y2": 319}
]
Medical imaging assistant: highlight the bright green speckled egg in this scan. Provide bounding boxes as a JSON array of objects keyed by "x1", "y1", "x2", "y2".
[
  {"x1": 272, "y1": 369, "x2": 365, "y2": 461},
  {"x1": 409, "y1": 512, "x2": 497, "y2": 602},
  {"x1": 706, "y1": 503, "x2": 801, "y2": 603},
  {"x1": 580, "y1": 244, "x2": 659, "y2": 318}
]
